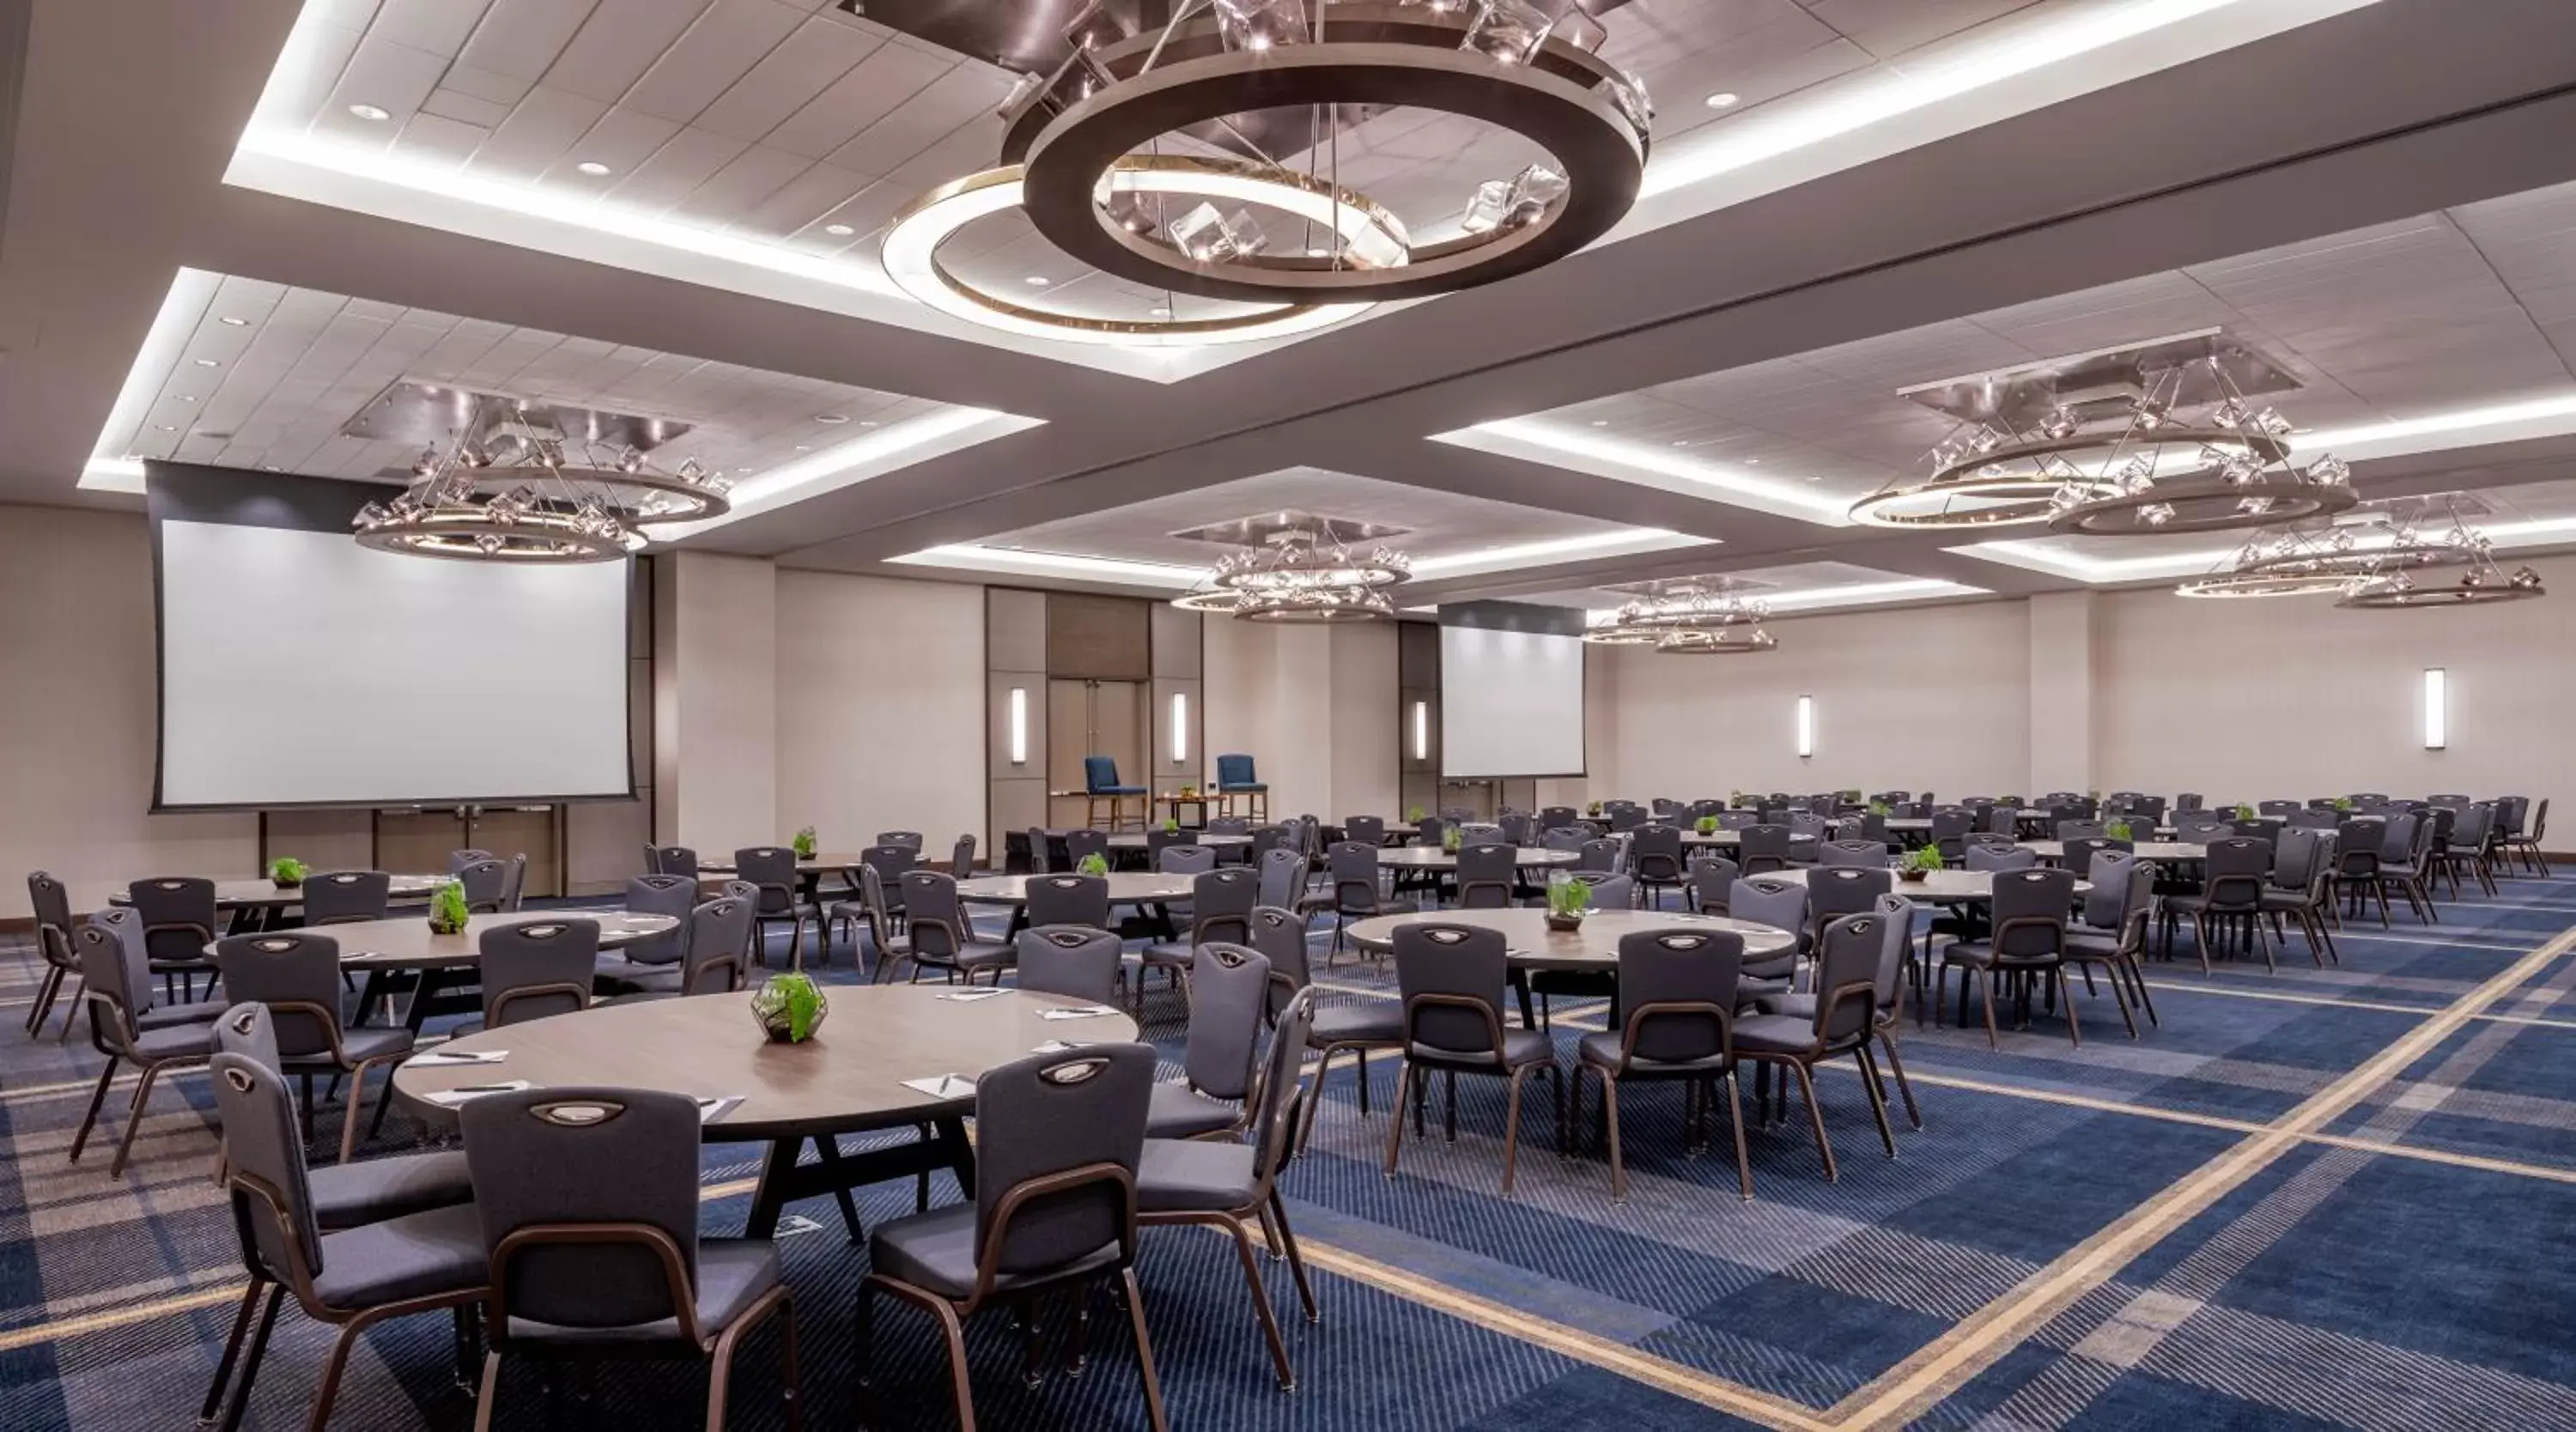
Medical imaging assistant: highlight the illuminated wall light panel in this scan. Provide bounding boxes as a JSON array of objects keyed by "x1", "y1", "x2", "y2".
[
  {"x1": 2422, "y1": 669, "x2": 2446, "y2": 750},
  {"x1": 1008, "y1": 688, "x2": 1030, "y2": 765},
  {"x1": 1170, "y1": 691, "x2": 1189, "y2": 763},
  {"x1": 1796, "y1": 695, "x2": 1815, "y2": 759},
  {"x1": 1412, "y1": 701, "x2": 1431, "y2": 761}
]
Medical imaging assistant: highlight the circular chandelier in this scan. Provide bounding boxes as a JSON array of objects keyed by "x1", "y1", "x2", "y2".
[
  {"x1": 1582, "y1": 578, "x2": 1777, "y2": 653},
  {"x1": 351, "y1": 396, "x2": 728, "y2": 563},
  {"x1": 879, "y1": 0, "x2": 1651, "y2": 344},
  {"x1": 2336, "y1": 502, "x2": 2545, "y2": 609},
  {"x1": 2177, "y1": 510, "x2": 2458, "y2": 598},
  {"x1": 1850, "y1": 342, "x2": 2354, "y2": 534},
  {"x1": 1172, "y1": 518, "x2": 1411, "y2": 622}
]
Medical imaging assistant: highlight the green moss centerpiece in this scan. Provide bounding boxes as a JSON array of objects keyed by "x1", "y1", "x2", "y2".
[
  {"x1": 1441, "y1": 825, "x2": 1463, "y2": 853},
  {"x1": 792, "y1": 826, "x2": 818, "y2": 860},
  {"x1": 427, "y1": 878, "x2": 471, "y2": 935},
  {"x1": 1076, "y1": 852, "x2": 1111, "y2": 877},
  {"x1": 750, "y1": 972, "x2": 829, "y2": 1044},
  {"x1": 2105, "y1": 820, "x2": 2134, "y2": 842},
  {"x1": 1694, "y1": 815, "x2": 1720, "y2": 835},
  {"x1": 1899, "y1": 844, "x2": 1944, "y2": 884},
  {"x1": 267, "y1": 857, "x2": 308, "y2": 889},
  {"x1": 1544, "y1": 875, "x2": 1592, "y2": 932}
]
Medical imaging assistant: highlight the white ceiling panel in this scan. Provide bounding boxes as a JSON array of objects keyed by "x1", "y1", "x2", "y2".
[{"x1": 623, "y1": 0, "x2": 810, "y2": 124}]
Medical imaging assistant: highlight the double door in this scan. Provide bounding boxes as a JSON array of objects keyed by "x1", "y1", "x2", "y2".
[{"x1": 1048, "y1": 679, "x2": 1145, "y2": 828}]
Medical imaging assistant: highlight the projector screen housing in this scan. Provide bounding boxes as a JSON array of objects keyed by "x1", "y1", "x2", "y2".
[
  {"x1": 1438, "y1": 602, "x2": 1587, "y2": 780},
  {"x1": 147, "y1": 464, "x2": 636, "y2": 811}
]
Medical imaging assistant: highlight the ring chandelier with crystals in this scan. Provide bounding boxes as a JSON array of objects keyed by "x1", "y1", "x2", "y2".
[
  {"x1": 2333, "y1": 499, "x2": 2546, "y2": 609},
  {"x1": 352, "y1": 395, "x2": 729, "y2": 563},
  {"x1": 878, "y1": 0, "x2": 1652, "y2": 345},
  {"x1": 1582, "y1": 577, "x2": 1778, "y2": 653},
  {"x1": 1171, "y1": 518, "x2": 1412, "y2": 622},
  {"x1": 2175, "y1": 507, "x2": 2457, "y2": 599},
  {"x1": 1850, "y1": 341, "x2": 2354, "y2": 533}
]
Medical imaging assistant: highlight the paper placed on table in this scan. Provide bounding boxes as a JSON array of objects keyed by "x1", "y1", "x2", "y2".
[
  {"x1": 695, "y1": 1095, "x2": 744, "y2": 1125},
  {"x1": 899, "y1": 1073, "x2": 977, "y2": 1101},
  {"x1": 1038, "y1": 1004, "x2": 1120, "y2": 1021},
  {"x1": 422, "y1": 1079, "x2": 533, "y2": 1107},
  {"x1": 936, "y1": 988, "x2": 1009, "y2": 1003},
  {"x1": 407, "y1": 1048, "x2": 508, "y2": 1068}
]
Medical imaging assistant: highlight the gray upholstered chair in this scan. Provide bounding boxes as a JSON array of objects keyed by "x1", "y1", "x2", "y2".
[
  {"x1": 210, "y1": 1003, "x2": 477, "y2": 1233},
  {"x1": 128, "y1": 875, "x2": 220, "y2": 1003},
  {"x1": 1818, "y1": 839, "x2": 1893, "y2": 869},
  {"x1": 2502, "y1": 797, "x2": 2549, "y2": 876},
  {"x1": 1383, "y1": 923, "x2": 1560, "y2": 1194},
  {"x1": 2262, "y1": 826, "x2": 2342, "y2": 962},
  {"x1": 1455, "y1": 822, "x2": 1506, "y2": 848},
  {"x1": 647, "y1": 845, "x2": 700, "y2": 879},
  {"x1": 1138, "y1": 866, "x2": 1258, "y2": 1010},
  {"x1": 1343, "y1": 815, "x2": 1386, "y2": 846},
  {"x1": 1137, "y1": 986, "x2": 1320, "y2": 1391},
  {"x1": 601, "y1": 874, "x2": 698, "y2": 989},
  {"x1": 2058, "y1": 836, "x2": 2129, "y2": 873},
  {"x1": 301, "y1": 871, "x2": 390, "y2": 926},
  {"x1": 1321, "y1": 840, "x2": 1413, "y2": 962},
  {"x1": 2332, "y1": 816, "x2": 2391, "y2": 927},
  {"x1": 949, "y1": 834, "x2": 978, "y2": 877},
  {"x1": 1760, "y1": 893, "x2": 1923, "y2": 1129},
  {"x1": 1454, "y1": 842, "x2": 1517, "y2": 910},
  {"x1": 70, "y1": 919, "x2": 216, "y2": 1177},
  {"x1": 460, "y1": 1086, "x2": 801, "y2": 1430},
  {"x1": 2171, "y1": 836, "x2": 2275, "y2": 973},
  {"x1": 611, "y1": 895, "x2": 756, "y2": 1002},
  {"x1": 213, "y1": 929, "x2": 417, "y2": 1162},
  {"x1": 1807, "y1": 866, "x2": 1893, "y2": 951},
  {"x1": 2062, "y1": 855, "x2": 2159, "y2": 1038},
  {"x1": 1574, "y1": 927, "x2": 1751, "y2": 1202},
  {"x1": 1024, "y1": 873, "x2": 1112, "y2": 930},
  {"x1": 834, "y1": 865, "x2": 910, "y2": 983},
  {"x1": 857, "y1": 1045, "x2": 1165, "y2": 1432},
  {"x1": 2433, "y1": 802, "x2": 2498, "y2": 900},
  {"x1": 1255, "y1": 846, "x2": 1306, "y2": 910},
  {"x1": 1737, "y1": 824, "x2": 1792, "y2": 876},
  {"x1": 899, "y1": 871, "x2": 1014, "y2": 986},
  {"x1": 1689, "y1": 858, "x2": 1741, "y2": 914},
  {"x1": 1732, "y1": 911, "x2": 1904, "y2": 1180},
  {"x1": 1575, "y1": 838, "x2": 1621, "y2": 875},
  {"x1": 498, "y1": 853, "x2": 530, "y2": 912},
  {"x1": 860, "y1": 844, "x2": 919, "y2": 916},
  {"x1": 478, "y1": 918, "x2": 598, "y2": 1030},
  {"x1": 1016, "y1": 926, "x2": 1123, "y2": 1005},
  {"x1": 453, "y1": 859, "x2": 510, "y2": 914},
  {"x1": 1939, "y1": 867, "x2": 2077, "y2": 1046},
  {"x1": 1629, "y1": 825, "x2": 1686, "y2": 908},
  {"x1": 1145, "y1": 943, "x2": 1269, "y2": 1140},
  {"x1": 2054, "y1": 820, "x2": 2105, "y2": 840},
  {"x1": 1965, "y1": 841, "x2": 2036, "y2": 872},
  {"x1": 197, "y1": 1051, "x2": 487, "y2": 1431},
  {"x1": 448, "y1": 848, "x2": 497, "y2": 872},
  {"x1": 24, "y1": 871, "x2": 83, "y2": 1040},
  {"x1": 1063, "y1": 828, "x2": 1112, "y2": 870},
  {"x1": 1244, "y1": 905, "x2": 1310, "y2": 1019},
  {"x1": 1726, "y1": 877, "x2": 1807, "y2": 1004},
  {"x1": 1540, "y1": 826, "x2": 1585, "y2": 853},
  {"x1": 876, "y1": 829, "x2": 926, "y2": 851},
  {"x1": 732, "y1": 846, "x2": 809, "y2": 968}
]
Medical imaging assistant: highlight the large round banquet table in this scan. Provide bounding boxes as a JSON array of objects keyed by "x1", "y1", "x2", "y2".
[
  {"x1": 392, "y1": 986, "x2": 1139, "y2": 1238},
  {"x1": 216, "y1": 909, "x2": 680, "y2": 1033},
  {"x1": 1341, "y1": 907, "x2": 1794, "y2": 972},
  {"x1": 1374, "y1": 846, "x2": 1581, "y2": 872},
  {"x1": 115, "y1": 874, "x2": 447, "y2": 934},
  {"x1": 1789, "y1": 868, "x2": 2093, "y2": 901},
  {"x1": 2022, "y1": 840, "x2": 2208, "y2": 865},
  {"x1": 954, "y1": 871, "x2": 1199, "y2": 938}
]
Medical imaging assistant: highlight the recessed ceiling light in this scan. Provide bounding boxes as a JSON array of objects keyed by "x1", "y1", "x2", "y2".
[
  {"x1": 348, "y1": 103, "x2": 392, "y2": 122},
  {"x1": 1670, "y1": 439, "x2": 1690, "y2": 447},
  {"x1": 823, "y1": 223, "x2": 855, "y2": 236},
  {"x1": 260, "y1": 464, "x2": 283, "y2": 472},
  {"x1": 858, "y1": 420, "x2": 879, "y2": 428},
  {"x1": 154, "y1": 423, "x2": 176, "y2": 431},
  {"x1": 1150, "y1": 306, "x2": 1170, "y2": 317},
  {"x1": 575, "y1": 161, "x2": 612, "y2": 176},
  {"x1": 193, "y1": 358, "x2": 219, "y2": 367},
  {"x1": 794, "y1": 444, "x2": 812, "y2": 452},
  {"x1": 1744, "y1": 458, "x2": 1760, "y2": 464},
  {"x1": 1589, "y1": 419, "x2": 1609, "y2": 427},
  {"x1": 218, "y1": 316, "x2": 247, "y2": 327},
  {"x1": 1704, "y1": 92, "x2": 1739, "y2": 109},
  {"x1": 176, "y1": 395, "x2": 198, "y2": 403},
  {"x1": 814, "y1": 414, "x2": 850, "y2": 424},
  {"x1": 1024, "y1": 275, "x2": 1051, "y2": 286}
]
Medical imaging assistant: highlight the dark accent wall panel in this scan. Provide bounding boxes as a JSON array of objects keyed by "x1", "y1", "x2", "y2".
[{"x1": 1047, "y1": 592, "x2": 1151, "y2": 680}]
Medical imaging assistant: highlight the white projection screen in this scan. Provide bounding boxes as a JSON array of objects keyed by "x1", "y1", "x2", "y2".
[
  {"x1": 1439, "y1": 604, "x2": 1588, "y2": 779},
  {"x1": 155, "y1": 514, "x2": 632, "y2": 810}
]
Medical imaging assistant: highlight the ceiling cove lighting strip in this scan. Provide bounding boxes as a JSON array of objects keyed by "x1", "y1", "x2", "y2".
[
  {"x1": 1957, "y1": 514, "x2": 2576, "y2": 585},
  {"x1": 82, "y1": 267, "x2": 222, "y2": 491}
]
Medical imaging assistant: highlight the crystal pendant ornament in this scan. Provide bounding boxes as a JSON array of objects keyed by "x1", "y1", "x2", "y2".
[
  {"x1": 1462, "y1": 0, "x2": 1551, "y2": 64},
  {"x1": 1212, "y1": 0, "x2": 1308, "y2": 51}
]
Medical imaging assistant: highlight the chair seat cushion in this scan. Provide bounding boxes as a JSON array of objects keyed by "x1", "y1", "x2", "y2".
[
  {"x1": 2062, "y1": 931, "x2": 2126, "y2": 959},
  {"x1": 925, "y1": 941, "x2": 1013, "y2": 972},
  {"x1": 1735, "y1": 974, "x2": 1792, "y2": 1005},
  {"x1": 1139, "y1": 941, "x2": 1194, "y2": 971},
  {"x1": 311, "y1": 1203, "x2": 489, "y2": 1310},
  {"x1": 1410, "y1": 1025, "x2": 1552, "y2": 1070},
  {"x1": 508, "y1": 1240, "x2": 781, "y2": 1344},
  {"x1": 309, "y1": 1150, "x2": 474, "y2": 1231},
  {"x1": 112, "y1": 1018, "x2": 214, "y2": 1061},
  {"x1": 596, "y1": 959, "x2": 684, "y2": 995},
  {"x1": 870, "y1": 1203, "x2": 1120, "y2": 1301},
  {"x1": 1216, "y1": 782, "x2": 1268, "y2": 793},
  {"x1": 1755, "y1": 992, "x2": 1815, "y2": 1022},
  {"x1": 1136, "y1": 1137, "x2": 1259, "y2": 1212},
  {"x1": 1575, "y1": 1028, "x2": 1727, "y2": 1073},
  {"x1": 1309, "y1": 1004, "x2": 1402, "y2": 1046},
  {"x1": 1145, "y1": 1082, "x2": 1241, "y2": 1140},
  {"x1": 1346, "y1": 897, "x2": 1419, "y2": 917},
  {"x1": 1731, "y1": 1013, "x2": 1816, "y2": 1055},
  {"x1": 138, "y1": 998, "x2": 227, "y2": 1030},
  {"x1": 341, "y1": 1026, "x2": 418, "y2": 1064}
]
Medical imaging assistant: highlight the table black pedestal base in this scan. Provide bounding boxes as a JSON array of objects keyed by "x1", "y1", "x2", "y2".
[{"x1": 743, "y1": 1114, "x2": 976, "y2": 1241}]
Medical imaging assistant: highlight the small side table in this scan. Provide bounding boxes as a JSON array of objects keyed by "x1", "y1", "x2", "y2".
[{"x1": 1156, "y1": 793, "x2": 1212, "y2": 830}]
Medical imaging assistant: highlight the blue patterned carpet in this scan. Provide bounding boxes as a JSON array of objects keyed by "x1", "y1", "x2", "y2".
[{"x1": 3, "y1": 866, "x2": 2573, "y2": 1429}]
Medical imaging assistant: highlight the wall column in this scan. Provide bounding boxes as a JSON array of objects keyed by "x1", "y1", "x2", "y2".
[
  {"x1": 2026, "y1": 590, "x2": 2097, "y2": 797},
  {"x1": 653, "y1": 551, "x2": 777, "y2": 855}
]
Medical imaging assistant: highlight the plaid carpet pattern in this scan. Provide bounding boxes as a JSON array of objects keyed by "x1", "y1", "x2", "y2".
[{"x1": 1, "y1": 865, "x2": 2571, "y2": 1429}]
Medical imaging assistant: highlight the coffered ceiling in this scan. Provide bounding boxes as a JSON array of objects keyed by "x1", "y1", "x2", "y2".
[{"x1": 11, "y1": 0, "x2": 2576, "y2": 616}]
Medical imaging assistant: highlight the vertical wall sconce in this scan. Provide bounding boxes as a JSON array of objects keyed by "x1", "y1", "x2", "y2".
[
  {"x1": 1795, "y1": 695, "x2": 1814, "y2": 759},
  {"x1": 1008, "y1": 687, "x2": 1029, "y2": 765},
  {"x1": 1170, "y1": 691, "x2": 1188, "y2": 763},
  {"x1": 2422, "y1": 668, "x2": 2446, "y2": 750},
  {"x1": 1411, "y1": 700, "x2": 1430, "y2": 761}
]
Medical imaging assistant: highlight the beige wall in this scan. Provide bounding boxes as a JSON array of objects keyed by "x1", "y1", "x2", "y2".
[
  {"x1": 2094, "y1": 551, "x2": 2576, "y2": 805},
  {"x1": 1328, "y1": 621, "x2": 1400, "y2": 820},
  {"x1": 655, "y1": 550, "x2": 779, "y2": 856},
  {"x1": 1202, "y1": 616, "x2": 1404, "y2": 821},
  {"x1": 1, "y1": 506, "x2": 259, "y2": 914},
  {"x1": 1607, "y1": 598, "x2": 2035, "y2": 801},
  {"x1": 776, "y1": 569, "x2": 986, "y2": 853}
]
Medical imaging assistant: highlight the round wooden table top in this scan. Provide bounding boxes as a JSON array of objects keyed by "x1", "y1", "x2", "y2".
[
  {"x1": 1375, "y1": 846, "x2": 1581, "y2": 871},
  {"x1": 953, "y1": 872, "x2": 1198, "y2": 906},
  {"x1": 1342, "y1": 907, "x2": 1796, "y2": 973},
  {"x1": 1102, "y1": 832, "x2": 1251, "y2": 849},
  {"x1": 699, "y1": 853, "x2": 876, "y2": 876},
  {"x1": 1677, "y1": 829, "x2": 1820, "y2": 847},
  {"x1": 2024, "y1": 840, "x2": 2208, "y2": 863},
  {"x1": 1782, "y1": 867, "x2": 2092, "y2": 902},
  {"x1": 390, "y1": 986, "x2": 1139, "y2": 1141},
  {"x1": 206, "y1": 909, "x2": 678, "y2": 972},
  {"x1": 115, "y1": 874, "x2": 446, "y2": 911}
]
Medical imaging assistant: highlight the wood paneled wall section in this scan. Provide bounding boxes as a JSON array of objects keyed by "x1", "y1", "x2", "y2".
[{"x1": 1047, "y1": 593, "x2": 1151, "y2": 680}]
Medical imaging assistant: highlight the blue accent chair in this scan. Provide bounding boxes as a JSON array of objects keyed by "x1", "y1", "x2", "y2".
[
  {"x1": 1213, "y1": 752, "x2": 1268, "y2": 822},
  {"x1": 1084, "y1": 755, "x2": 1148, "y2": 830}
]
